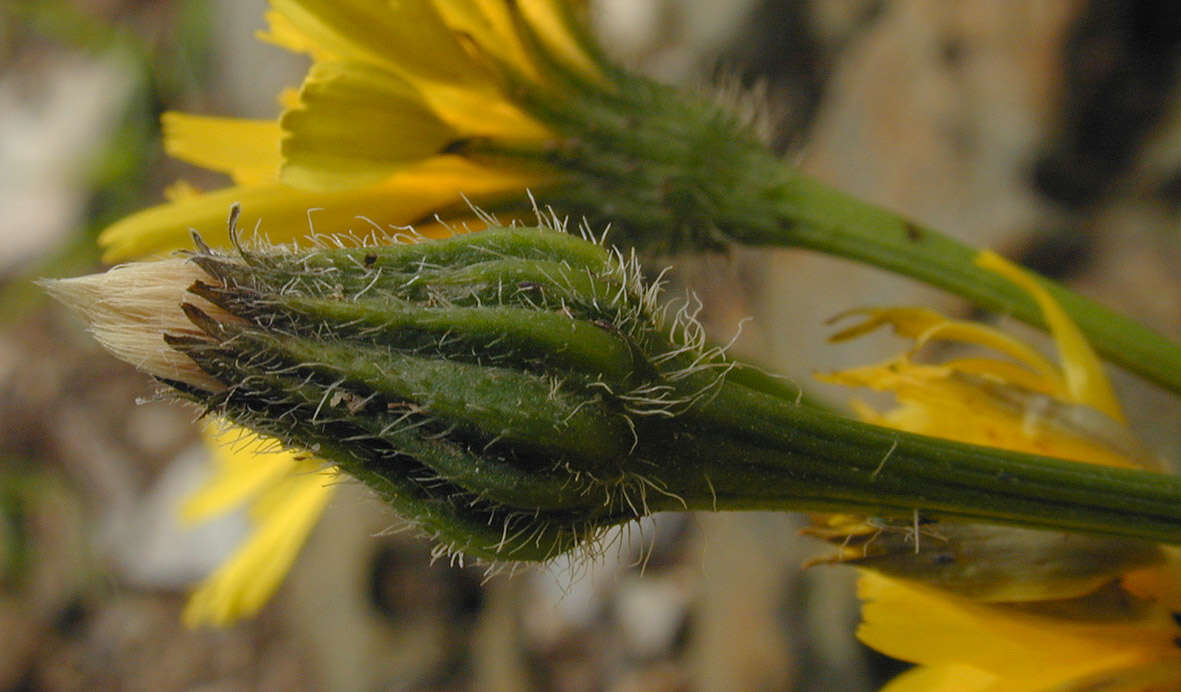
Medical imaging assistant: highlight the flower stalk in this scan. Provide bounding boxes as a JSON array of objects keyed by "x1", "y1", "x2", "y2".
[
  {"x1": 46, "y1": 224, "x2": 1181, "y2": 560},
  {"x1": 430, "y1": 13, "x2": 1181, "y2": 396}
]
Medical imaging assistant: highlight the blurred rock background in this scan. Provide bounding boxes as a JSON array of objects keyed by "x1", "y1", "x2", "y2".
[{"x1": 1, "y1": 0, "x2": 1179, "y2": 690}]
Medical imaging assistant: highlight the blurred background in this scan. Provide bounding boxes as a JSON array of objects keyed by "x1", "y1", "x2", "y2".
[{"x1": 2, "y1": 0, "x2": 1180, "y2": 689}]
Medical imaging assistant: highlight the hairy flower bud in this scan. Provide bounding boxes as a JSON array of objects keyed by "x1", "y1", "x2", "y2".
[
  {"x1": 55, "y1": 222, "x2": 740, "y2": 560},
  {"x1": 45, "y1": 219, "x2": 1181, "y2": 561}
]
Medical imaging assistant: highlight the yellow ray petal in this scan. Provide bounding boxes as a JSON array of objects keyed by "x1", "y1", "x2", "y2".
[
  {"x1": 819, "y1": 365, "x2": 1145, "y2": 468},
  {"x1": 914, "y1": 322, "x2": 1061, "y2": 385},
  {"x1": 828, "y1": 306, "x2": 948, "y2": 342},
  {"x1": 937, "y1": 357, "x2": 1060, "y2": 397},
  {"x1": 277, "y1": 87, "x2": 300, "y2": 110},
  {"x1": 857, "y1": 571, "x2": 1179, "y2": 690},
  {"x1": 418, "y1": 80, "x2": 552, "y2": 141},
  {"x1": 280, "y1": 61, "x2": 459, "y2": 191},
  {"x1": 98, "y1": 157, "x2": 550, "y2": 262},
  {"x1": 268, "y1": 0, "x2": 548, "y2": 140},
  {"x1": 879, "y1": 663, "x2": 998, "y2": 692},
  {"x1": 516, "y1": 0, "x2": 603, "y2": 80},
  {"x1": 163, "y1": 180, "x2": 201, "y2": 202},
  {"x1": 256, "y1": 8, "x2": 336, "y2": 62},
  {"x1": 182, "y1": 423, "x2": 306, "y2": 523},
  {"x1": 269, "y1": 0, "x2": 478, "y2": 84},
  {"x1": 830, "y1": 307, "x2": 1062, "y2": 385},
  {"x1": 975, "y1": 250, "x2": 1124, "y2": 422},
  {"x1": 162, "y1": 113, "x2": 281, "y2": 186},
  {"x1": 182, "y1": 469, "x2": 336, "y2": 627},
  {"x1": 436, "y1": 0, "x2": 598, "y2": 83},
  {"x1": 248, "y1": 461, "x2": 335, "y2": 520},
  {"x1": 436, "y1": 0, "x2": 536, "y2": 80},
  {"x1": 821, "y1": 364, "x2": 1046, "y2": 450}
]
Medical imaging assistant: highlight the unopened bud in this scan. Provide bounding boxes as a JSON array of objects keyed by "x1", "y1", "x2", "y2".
[
  {"x1": 48, "y1": 223, "x2": 732, "y2": 561},
  {"x1": 44, "y1": 220, "x2": 1181, "y2": 560}
]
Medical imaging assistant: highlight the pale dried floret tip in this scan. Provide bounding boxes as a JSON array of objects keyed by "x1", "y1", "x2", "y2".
[{"x1": 41, "y1": 259, "x2": 228, "y2": 392}]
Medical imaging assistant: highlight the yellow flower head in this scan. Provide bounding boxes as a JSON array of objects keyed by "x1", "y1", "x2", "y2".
[
  {"x1": 819, "y1": 250, "x2": 1148, "y2": 471},
  {"x1": 99, "y1": 0, "x2": 602, "y2": 262},
  {"x1": 819, "y1": 251, "x2": 1181, "y2": 690}
]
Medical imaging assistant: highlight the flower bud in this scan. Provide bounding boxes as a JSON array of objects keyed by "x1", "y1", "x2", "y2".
[
  {"x1": 50, "y1": 223, "x2": 732, "y2": 561},
  {"x1": 45, "y1": 219, "x2": 1181, "y2": 561}
]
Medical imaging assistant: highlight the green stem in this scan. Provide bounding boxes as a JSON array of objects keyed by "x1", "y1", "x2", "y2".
[
  {"x1": 480, "y1": 70, "x2": 1181, "y2": 395},
  {"x1": 632, "y1": 379, "x2": 1181, "y2": 544},
  {"x1": 755, "y1": 172, "x2": 1181, "y2": 395},
  {"x1": 482, "y1": 144, "x2": 1181, "y2": 395}
]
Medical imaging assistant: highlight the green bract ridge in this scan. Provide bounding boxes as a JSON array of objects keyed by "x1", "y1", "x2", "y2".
[{"x1": 153, "y1": 225, "x2": 1181, "y2": 561}]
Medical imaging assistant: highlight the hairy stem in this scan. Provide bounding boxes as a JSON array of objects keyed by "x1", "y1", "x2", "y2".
[{"x1": 632, "y1": 379, "x2": 1181, "y2": 545}]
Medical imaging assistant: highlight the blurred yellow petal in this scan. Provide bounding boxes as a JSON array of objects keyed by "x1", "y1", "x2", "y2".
[
  {"x1": 436, "y1": 0, "x2": 534, "y2": 79},
  {"x1": 975, "y1": 250, "x2": 1124, "y2": 423},
  {"x1": 936, "y1": 357, "x2": 1059, "y2": 397},
  {"x1": 182, "y1": 468, "x2": 336, "y2": 627},
  {"x1": 915, "y1": 322, "x2": 1061, "y2": 387},
  {"x1": 280, "y1": 61, "x2": 458, "y2": 191},
  {"x1": 98, "y1": 157, "x2": 548, "y2": 262},
  {"x1": 249, "y1": 461, "x2": 335, "y2": 520},
  {"x1": 162, "y1": 113, "x2": 281, "y2": 185},
  {"x1": 828, "y1": 306, "x2": 948, "y2": 342},
  {"x1": 882, "y1": 660, "x2": 1181, "y2": 692},
  {"x1": 269, "y1": 0, "x2": 478, "y2": 83},
  {"x1": 419, "y1": 81, "x2": 551, "y2": 140},
  {"x1": 858, "y1": 571, "x2": 1181, "y2": 690},
  {"x1": 830, "y1": 307, "x2": 1061, "y2": 386},
  {"x1": 181, "y1": 423, "x2": 305, "y2": 523},
  {"x1": 267, "y1": 0, "x2": 549, "y2": 140},
  {"x1": 820, "y1": 364, "x2": 1144, "y2": 469},
  {"x1": 821, "y1": 250, "x2": 1142, "y2": 472},
  {"x1": 277, "y1": 86, "x2": 300, "y2": 110},
  {"x1": 827, "y1": 520, "x2": 1161, "y2": 604},
  {"x1": 162, "y1": 180, "x2": 201, "y2": 202},
  {"x1": 516, "y1": 0, "x2": 603, "y2": 79},
  {"x1": 256, "y1": 8, "x2": 336, "y2": 62},
  {"x1": 437, "y1": 0, "x2": 601, "y2": 83}
]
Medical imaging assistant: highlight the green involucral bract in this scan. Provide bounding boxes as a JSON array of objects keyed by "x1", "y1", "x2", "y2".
[{"x1": 159, "y1": 226, "x2": 1181, "y2": 560}]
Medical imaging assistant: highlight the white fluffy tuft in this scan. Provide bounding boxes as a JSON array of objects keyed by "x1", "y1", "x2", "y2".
[{"x1": 42, "y1": 259, "x2": 228, "y2": 391}]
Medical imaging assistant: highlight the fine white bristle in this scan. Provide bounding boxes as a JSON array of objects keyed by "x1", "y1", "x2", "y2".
[{"x1": 41, "y1": 259, "x2": 229, "y2": 392}]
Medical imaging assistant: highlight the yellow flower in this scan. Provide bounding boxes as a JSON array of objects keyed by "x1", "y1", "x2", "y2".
[
  {"x1": 99, "y1": 0, "x2": 600, "y2": 262},
  {"x1": 858, "y1": 571, "x2": 1181, "y2": 692},
  {"x1": 819, "y1": 251, "x2": 1181, "y2": 690},
  {"x1": 819, "y1": 250, "x2": 1142, "y2": 469}
]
